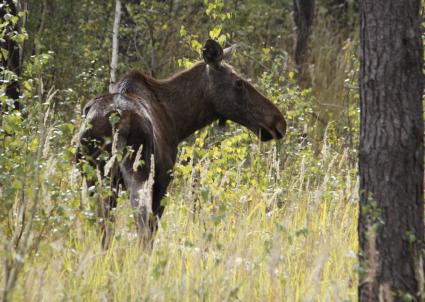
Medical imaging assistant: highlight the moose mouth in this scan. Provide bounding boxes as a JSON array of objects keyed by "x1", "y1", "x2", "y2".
[{"x1": 258, "y1": 125, "x2": 284, "y2": 141}]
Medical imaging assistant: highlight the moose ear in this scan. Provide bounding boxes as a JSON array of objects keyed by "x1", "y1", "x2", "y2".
[
  {"x1": 203, "y1": 39, "x2": 223, "y2": 68},
  {"x1": 223, "y1": 45, "x2": 235, "y2": 61}
]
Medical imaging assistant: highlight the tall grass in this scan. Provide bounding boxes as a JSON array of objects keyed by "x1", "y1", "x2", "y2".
[{"x1": 1, "y1": 115, "x2": 358, "y2": 301}]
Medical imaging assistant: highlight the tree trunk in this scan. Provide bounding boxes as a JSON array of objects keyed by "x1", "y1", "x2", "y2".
[
  {"x1": 293, "y1": 0, "x2": 315, "y2": 88},
  {"x1": 109, "y1": 0, "x2": 122, "y2": 93},
  {"x1": 358, "y1": 1, "x2": 424, "y2": 301},
  {"x1": 1, "y1": 0, "x2": 21, "y2": 109}
]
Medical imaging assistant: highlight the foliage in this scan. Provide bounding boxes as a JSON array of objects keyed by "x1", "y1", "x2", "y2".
[{"x1": 0, "y1": 0, "x2": 361, "y2": 300}]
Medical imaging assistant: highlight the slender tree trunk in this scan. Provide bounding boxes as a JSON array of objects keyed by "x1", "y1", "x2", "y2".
[
  {"x1": 109, "y1": 0, "x2": 122, "y2": 93},
  {"x1": 293, "y1": 0, "x2": 315, "y2": 88},
  {"x1": 1, "y1": 0, "x2": 21, "y2": 109},
  {"x1": 358, "y1": 1, "x2": 424, "y2": 301},
  {"x1": 146, "y1": 19, "x2": 157, "y2": 77}
]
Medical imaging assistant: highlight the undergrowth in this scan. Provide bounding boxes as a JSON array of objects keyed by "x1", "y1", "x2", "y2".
[{"x1": 0, "y1": 129, "x2": 359, "y2": 301}]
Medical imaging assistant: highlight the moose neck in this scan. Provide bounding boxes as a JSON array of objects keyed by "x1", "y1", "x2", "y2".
[{"x1": 154, "y1": 63, "x2": 218, "y2": 143}]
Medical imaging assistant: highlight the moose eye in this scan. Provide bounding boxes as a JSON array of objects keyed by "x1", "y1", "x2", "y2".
[{"x1": 234, "y1": 79, "x2": 243, "y2": 89}]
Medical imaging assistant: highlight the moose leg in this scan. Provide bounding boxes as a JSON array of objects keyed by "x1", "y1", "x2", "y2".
[
  {"x1": 119, "y1": 159, "x2": 154, "y2": 245},
  {"x1": 98, "y1": 162, "x2": 120, "y2": 250},
  {"x1": 83, "y1": 174, "x2": 118, "y2": 250},
  {"x1": 150, "y1": 173, "x2": 172, "y2": 233},
  {"x1": 98, "y1": 192, "x2": 118, "y2": 250}
]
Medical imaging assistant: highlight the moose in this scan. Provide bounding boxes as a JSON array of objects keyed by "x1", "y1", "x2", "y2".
[{"x1": 78, "y1": 39, "x2": 286, "y2": 248}]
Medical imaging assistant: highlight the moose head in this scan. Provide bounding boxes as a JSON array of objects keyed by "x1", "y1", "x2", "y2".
[{"x1": 202, "y1": 39, "x2": 286, "y2": 141}]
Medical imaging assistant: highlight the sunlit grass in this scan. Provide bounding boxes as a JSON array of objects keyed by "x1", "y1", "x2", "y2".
[{"x1": 2, "y1": 129, "x2": 358, "y2": 301}]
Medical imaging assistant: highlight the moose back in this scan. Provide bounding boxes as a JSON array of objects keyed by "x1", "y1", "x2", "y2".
[{"x1": 78, "y1": 39, "x2": 286, "y2": 248}]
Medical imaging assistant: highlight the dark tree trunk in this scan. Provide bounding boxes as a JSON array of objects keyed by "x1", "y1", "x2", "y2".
[
  {"x1": 1, "y1": 0, "x2": 21, "y2": 109},
  {"x1": 293, "y1": 0, "x2": 315, "y2": 87},
  {"x1": 358, "y1": 0, "x2": 424, "y2": 301}
]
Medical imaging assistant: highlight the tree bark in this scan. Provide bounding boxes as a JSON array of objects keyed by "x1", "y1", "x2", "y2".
[
  {"x1": 293, "y1": 0, "x2": 315, "y2": 88},
  {"x1": 109, "y1": 0, "x2": 122, "y2": 93},
  {"x1": 1, "y1": 0, "x2": 21, "y2": 109},
  {"x1": 358, "y1": 1, "x2": 424, "y2": 301}
]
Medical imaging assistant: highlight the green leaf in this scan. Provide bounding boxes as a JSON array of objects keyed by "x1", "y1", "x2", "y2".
[
  {"x1": 108, "y1": 112, "x2": 120, "y2": 127},
  {"x1": 190, "y1": 39, "x2": 202, "y2": 54},
  {"x1": 179, "y1": 26, "x2": 186, "y2": 37},
  {"x1": 209, "y1": 25, "x2": 222, "y2": 40},
  {"x1": 1, "y1": 48, "x2": 8, "y2": 61},
  {"x1": 64, "y1": 147, "x2": 76, "y2": 161},
  {"x1": 217, "y1": 34, "x2": 226, "y2": 46}
]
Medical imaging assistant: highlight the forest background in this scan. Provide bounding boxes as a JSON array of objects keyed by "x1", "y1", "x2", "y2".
[{"x1": 1, "y1": 0, "x2": 371, "y2": 301}]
